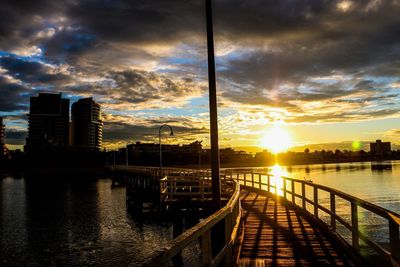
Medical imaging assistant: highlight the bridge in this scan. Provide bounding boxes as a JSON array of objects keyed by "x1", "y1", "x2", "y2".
[{"x1": 109, "y1": 166, "x2": 400, "y2": 267}]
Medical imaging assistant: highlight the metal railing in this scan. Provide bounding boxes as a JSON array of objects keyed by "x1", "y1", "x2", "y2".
[
  {"x1": 142, "y1": 179, "x2": 241, "y2": 267},
  {"x1": 224, "y1": 169, "x2": 400, "y2": 266}
]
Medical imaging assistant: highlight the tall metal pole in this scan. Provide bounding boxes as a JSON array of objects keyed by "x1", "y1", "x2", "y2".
[{"x1": 205, "y1": 0, "x2": 221, "y2": 208}]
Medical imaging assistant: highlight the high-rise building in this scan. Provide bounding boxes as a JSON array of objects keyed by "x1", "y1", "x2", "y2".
[
  {"x1": 370, "y1": 139, "x2": 391, "y2": 155},
  {"x1": 71, "y1": 98, "x2": 103, "y2": 150},
  {"x1": 25, "y1": 93, "x2": 70, "y2": 152},
  {"x1": 0, "y1": 117, "x2": 7, "y2": 156}
]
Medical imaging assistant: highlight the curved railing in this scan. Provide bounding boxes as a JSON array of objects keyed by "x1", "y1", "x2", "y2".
[
  {"x1": 224, "y1": 169, "x2": 400, "y2": 266},
  {"x1": 141, "y1": 178, "x2": 241, "y2": 267}
]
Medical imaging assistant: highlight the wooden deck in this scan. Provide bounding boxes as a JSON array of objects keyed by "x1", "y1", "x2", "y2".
[{"x1": 238, "y1": 189, "x2": 358, "y2": 267}]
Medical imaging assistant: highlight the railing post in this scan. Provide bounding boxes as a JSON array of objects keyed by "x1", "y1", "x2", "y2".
[
  {"x1": 283, "y1": 177, "x2": 287, "y2": 199},
  {"x1": 314, "y1": 186, "x2": 318, "y2": 217},
  {"x1": 258, "y1": 174, "x2": 262, "y2": 189},
  {"x1": 330, "y1": 192, "x2": 336, "y2": 231},
  {"x1": 251, "y1": 172, "x2": 254, "y2": 188},
  {"x1": 267, "y1": 175, "x2": 270, "y2": 193},
  {"x1": 224, "y1": 213, "x2": 233, "y2": 266},
  {"x1": 244, "y1": 173, "x2": 247, "y2": 186},
  {"x1": 202, "y1": 230, "x2": 212, "y2": 266},
  {"x1": 169, "y1": 180, "x2": 173, "y2": 201},
  {"x1": 200, "y1": 178, "x2": 205, "y2": 201},
  {"x1": 291, "y1": 180, "x2": 295, "y2": 203},
  {"x1": 302, "y1": 183, "x2": 306, "y2": 210},
  {"x1": 351, "y1": 202, "x2": 359, "y2": 250},
  {"x1": 389, "y1": 220, "x2": 400, "y2": 261}
]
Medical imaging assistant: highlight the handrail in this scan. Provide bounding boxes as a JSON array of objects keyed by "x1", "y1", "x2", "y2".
[
  {"x1": 142, "y1": 179, "x2": 241, "y2": 267},
  {"x1": 224, "y1": 169, "x2": 400, "y2": 266}
]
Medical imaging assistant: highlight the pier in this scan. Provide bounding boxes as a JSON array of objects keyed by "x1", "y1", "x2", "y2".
[{"x1": 109, "y1": 166, "x2": 400, "y2": 266}]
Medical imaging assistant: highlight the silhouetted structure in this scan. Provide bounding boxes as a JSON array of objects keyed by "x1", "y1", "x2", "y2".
[
  {"x1": 370, "y1": 139, "x2": 391, "y2": 155},
  {"x1": 25, "y1": 93, "x2": 69, "y2": 152},
  {"x1": 0, "y1": 117, "x2": 8, "y2": 157},
  {"x1": 70, "y1": 98, "x2": 103, "y2": 150}
]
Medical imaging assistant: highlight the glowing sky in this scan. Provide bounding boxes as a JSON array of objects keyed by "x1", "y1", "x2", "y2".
[{"x1": 1, "y1": 0, "x2": 400, "y2": 150}]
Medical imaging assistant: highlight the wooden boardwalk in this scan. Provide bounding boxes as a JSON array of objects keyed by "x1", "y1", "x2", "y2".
[{"x1": 238, "y1": 189, "x2": 358, "y2": 267}]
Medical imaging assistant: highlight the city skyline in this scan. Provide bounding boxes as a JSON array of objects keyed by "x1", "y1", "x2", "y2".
[{"x1": 1, "y1": 1, "x2": 400, "y2": 151}]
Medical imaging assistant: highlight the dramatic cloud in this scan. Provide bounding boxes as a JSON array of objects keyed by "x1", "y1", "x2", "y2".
[{"x1": 1, "y1": 0, "x2": 400, "y2": 148}]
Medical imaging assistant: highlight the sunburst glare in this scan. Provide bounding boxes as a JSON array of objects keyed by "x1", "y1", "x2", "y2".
[{"x1": 261, "y1": 126, "x2": 292, "y2": 154}]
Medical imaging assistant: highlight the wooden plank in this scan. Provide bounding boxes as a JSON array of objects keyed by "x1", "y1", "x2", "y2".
[{"x1": 239, "y1": 189, "x2": 358, "y2": 267}]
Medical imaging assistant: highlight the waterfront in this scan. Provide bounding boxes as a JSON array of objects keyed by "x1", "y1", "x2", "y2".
[
  {"x1": 1, "y1": 160, "x2": 400, "y2": 266},
  {"x1": 0, "y1": 176, "x2": 200, "y2": 267}
]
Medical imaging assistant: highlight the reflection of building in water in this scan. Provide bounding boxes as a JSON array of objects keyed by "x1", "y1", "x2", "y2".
[
  {"x1": 370, "y1": 140, "x2": 391, "y2": 155},
  {"x1": 0, "y1": 117, "x2": 8, "y2": 157},
  {"x1": 371, "y1": 162, "x2": 392, "y2": 172},
  {"x1": 25, "y1": 93, "x2": 70, "y2": 152},
  {"x1": 71, "y1": 98, "x2": 103, "y2": 150}
]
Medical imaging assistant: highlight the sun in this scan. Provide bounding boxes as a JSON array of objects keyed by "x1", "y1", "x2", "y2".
[{"x1": 261, "y1": 126, "x2": 292, "y2": 153}]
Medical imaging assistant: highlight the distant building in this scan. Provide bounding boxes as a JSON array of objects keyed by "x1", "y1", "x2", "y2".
[
  {"x1": 0, "y1": 117, "x2": 8, "y2": 157},
  {"x1": 370, "y1": 140, "x2": 391, "y2": 155},
  {"x1": 25, "y1": 93, "x2": 70, "y2": 152},
  {"x1": 71, "y1": 98, "x2": 103, "y2": 150},
  {"x1": 127, "y1": 141, "x2": 202, "y2": 155}
]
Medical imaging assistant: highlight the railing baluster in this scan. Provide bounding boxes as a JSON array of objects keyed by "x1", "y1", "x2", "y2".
[
  {"x1": 314, "y1": 186, "x2": 318, "y2": 217},
  {"x1": 258, "y1": 174, "x2": 262, "y2": 189},
  {"x1": 330, "y1": 192, "x2": 336, "y2": 231},
  {"x1": 351, "y1": 202, "x2": 359, "y2": 250},
  {"x1": 224, "y1": 213, "x2": 233, "y2": 266},
  {"x1": 244, "y1": 173, "x2": 247, "y2": 186},
  {"x1": 251, "y1": 172, "x2": 254, "y2": 188},
  {"x1": 283, "y1": 177, "x2": 287, "y2": 199},
  {"x1": 202, "y1": 230, "x2": 212, "y2": 266},
  {"x1": 302, "y1": 183, "x2": 306, "y2": 210},
  {"x1": 291, "y1": 180, "x2": 295, "y2": 203},
  {"x1": 389, "y1": 220, "x2": 400, "y2": 261},
  {"x1": 267, "y1": 175, "x2": 270, "y2": 193}
]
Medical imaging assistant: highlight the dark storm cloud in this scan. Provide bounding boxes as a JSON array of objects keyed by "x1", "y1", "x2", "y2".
[
  {"x1": 0, "y1": 56, "x2": 70, "y2": 84},
  {"x1": 108, "y1": 70, "x2": 205, "y2": 104},
  {"x1": 0, "y1": 76, "x2": 29, "y2": 111},
  {"x1": 67, "y1": 0, "x2": 205, "y2": 44}
]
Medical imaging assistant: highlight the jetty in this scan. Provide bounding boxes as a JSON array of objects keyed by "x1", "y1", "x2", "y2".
[{"x1": 108, "y1": 166, "x2": 400, "y2": 266}]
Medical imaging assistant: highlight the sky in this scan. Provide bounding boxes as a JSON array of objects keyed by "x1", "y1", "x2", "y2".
[{"x1": 1, "y1": 0, "x2": 400, "y2": 151}]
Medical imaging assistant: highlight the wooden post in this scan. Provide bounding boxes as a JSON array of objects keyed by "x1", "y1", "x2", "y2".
[
  {"x1": 351, "y1": 202, "x2": 359, "y2": 250},
  {"x1": 330, "y1": 192, "x2": 336, "y2": 230},
  {"x1": 202, "y1": 230, "x2": 212, "y2": 266},
  {"x1": 314, "y1": 187, "x2": 318, "y2": 217},
  {"x1": 244, "y1": 173, "x2": 247, "y2": 186},
  {"x1": 267, "y1": 175, "x2": 270, "y2": 193},
  {"x1": 251, "y1": 172, "x2": 254, "y2": 188},
  {"x1": 302, "y1": 183, "x2": 306, "y2": 210},
  {"x1": 283, "y1": 177, "x2": 287, "y2": 200},
  {"x1": 258, "y1": 174, "x2": 262, "y2": 189},
  {"x1": 291, "y1": 180, "x2": 295, "y2": 203},
  {"x1": 389, "y1": 220, "x2": 400, "y2": 261},
  {"x1": 224, "y1": 213, "x2": 233, "y2": 266}
]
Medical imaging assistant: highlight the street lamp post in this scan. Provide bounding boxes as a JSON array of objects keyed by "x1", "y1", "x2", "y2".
[
  {"x1": 159, "y1": 124, "x2": 174, "y2": 169},
  {"x1": 205, "y1": 0, "x2": 221, "y2": 208}
]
